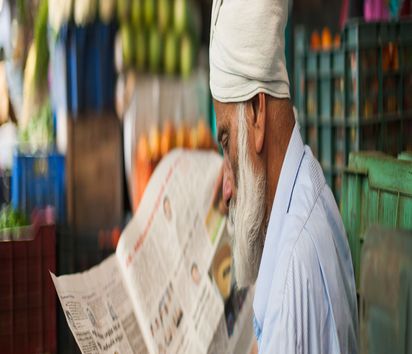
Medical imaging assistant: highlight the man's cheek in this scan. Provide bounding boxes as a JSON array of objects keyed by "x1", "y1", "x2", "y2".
[
  {"x1": 229, "y1": 156, "x2": 239, "y2": 199},
  {"x1": 223, "y1": 173, "x2": 232, "y2": 206}
]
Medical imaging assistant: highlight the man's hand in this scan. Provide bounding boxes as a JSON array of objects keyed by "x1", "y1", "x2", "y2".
[{"x1": 212, "y1": 166, "x2": 228, "y2": 215}]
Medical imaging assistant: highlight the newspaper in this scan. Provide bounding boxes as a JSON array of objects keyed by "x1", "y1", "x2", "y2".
[{"x1": 52, "y1": 149, "x2": 255, "y2": 354}]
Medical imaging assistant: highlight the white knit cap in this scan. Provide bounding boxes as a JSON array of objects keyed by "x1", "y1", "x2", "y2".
[{"x1": 209, "y1": 0, "x2": 290, "y2": 103}]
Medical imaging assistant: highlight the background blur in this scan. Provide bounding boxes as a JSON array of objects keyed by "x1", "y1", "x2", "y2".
[{"x1": 0, "y1": 0, "x2": 411, "y2": 353}]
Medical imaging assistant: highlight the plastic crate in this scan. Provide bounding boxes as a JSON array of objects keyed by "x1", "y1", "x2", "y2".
[
  {"x1": 398, "y1": 151, "x2": 412, "y2": 161},
  {"x1": 294, "y1": 26, "x2": 307, "y2": 55},
  {"x1": 345, "y1": 21, "x2": 379, "y2": 49},
  {"x1": 360, "y1": 227, "x2": 412, "y2": 354},
  {"x1": 320, "y1": 77, "x2": 332, "y2": 122},
  {"x1": 306, "y1": 52, "x2": 318, "y2": 77},
  {"x1": 11, "y1": 152, "x2": 65, "y2": 223},
  {"x1": 65, "y1": 21, "x2": 116, "y2": 117},
  {"x1": 332, "y1": 50, "x2": 345, "y2": 75},
  {"x1": 67, "y1": 24, "x2": 87, "y2": 116},
  {"x1": 399, "y1": 21, "x2": 412, "y2": 44},
  {"x1": 96, "y1": 21, "x2": 116, "y2": 113},
  {"x1": 319, "y1": 52, "x2": 332, "y2": 75},
  {"x1": 0, "y1": 225, "x2": 57, "y2": 353},
  {"x1": 294, "y1": 55, "x2": 305, "y2": 123},
  {"x1": 294, "y1": 19, "x2": 412, "y2": 203},
  {"x1": 340, "y1": 152, "x2": 412, "y2": 289}
]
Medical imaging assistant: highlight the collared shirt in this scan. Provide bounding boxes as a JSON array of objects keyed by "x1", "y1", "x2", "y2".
[{"x1": 253, "y1": 123, "x2": 359, "y2": 353}]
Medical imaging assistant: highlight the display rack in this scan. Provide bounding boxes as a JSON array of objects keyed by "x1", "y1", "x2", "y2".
[{"x1": 294, "y1": 19, "x2": 412, "y2": 203}]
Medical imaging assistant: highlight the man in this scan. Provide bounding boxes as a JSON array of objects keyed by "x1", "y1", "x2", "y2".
[{"x1": 209, "y1": 0, "x2": 358, "y2": 353}]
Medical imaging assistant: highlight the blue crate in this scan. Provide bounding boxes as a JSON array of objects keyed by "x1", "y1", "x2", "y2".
[
  {"x1": 346, "y1": 21, "x2": 379, "y2": 48},
  {"x1": 306, "y1": 52, "x2": 318, "y2": 76},
  {"x1": 320, "y1": 77, "x2": 332, "y2": 121},
  {"x1": 295, "y1": 26, "x2": 307, "y2": 55},
  {"x1": 294, "y1": 56, "x2": 305, "y2": 114},
  {"x1": 67, "y1": 24, "x2": 87, "y2": 116},
  {"x1": 66, "y1": 21, "x2": 116, "y2": 116},
  {"x1": 85, "y1": 23, "x2": 99, "y2": 112},
  {"x1": 400, "y1": 21, "x2": 412, "y2": 44},
  {"x1": 380, "y1": 22, "x2": 398, "y2": 43},
  {"x1": 333, "y1": 50, "x2": 345, "y2": 75},
  {"x1": 11, "y1": 152, "x2": 65, "y2": 222},
  {"x1": 95, "y1": 21, "x2": 116, "y2": 112},
  {"x1": 319, "y1": 52, "x2": 332, "y2": 76}
]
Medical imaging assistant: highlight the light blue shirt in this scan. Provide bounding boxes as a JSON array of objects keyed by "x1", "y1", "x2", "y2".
[{"x1": 253, "y1": 123, "x2": 359, "y2": 353}]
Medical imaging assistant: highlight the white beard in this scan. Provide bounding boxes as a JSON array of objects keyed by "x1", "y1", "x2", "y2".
[{"x1": 227, "y1": 103, "x2": 266, "y2": 288}]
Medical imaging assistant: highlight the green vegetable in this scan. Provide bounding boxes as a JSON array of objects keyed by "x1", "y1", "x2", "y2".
[
  {"x1": 148, "y1": 27, "x2": 162, "y2": 73},
  {"x1": 34, "y1": 0, "x2": 49, "y2": 87},
  {"x1": 0, "y1": 206, "x2": 29, "y2": 230},
  {"x1": 173, "y1": 0, "x2": 201, "y2": 41},
  {"x1": 121, "y1": 23, "x2": 134, "y2": 68},
  {"x1": 158, "y1": 0, "x2": 171, "y2": 33},
  {"x1": 180, "y1": 33, "x2": 194, "y2": 79},
  {"x1": 164, "y1": 31, "x2": 178, "y2": 75},
  {"x1": 144, "y1": 0, "x2": 156, "y2": 27},
  {"x1": 135, "y1": 29, "x2": 146, "y2": 72},
  {"x1": 20, "y1": 100, "x2": 54, "y2": 151},
  {"x1": 173, "y1": 0, "x2": 188, "y2": 35},
  {"x1": 131, "y1": 0, "x2": 143, "y2": 27},
  {"x1": 17, "y1": 0, "x2": 27, "y2": 25},
  {"x1": 117, "y1": 0, "x2": 130, "y2": 22}
]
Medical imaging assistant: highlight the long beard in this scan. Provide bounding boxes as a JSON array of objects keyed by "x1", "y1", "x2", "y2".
[{"x1": 228, "y1": 103, "x2": 266, "y2": 288}]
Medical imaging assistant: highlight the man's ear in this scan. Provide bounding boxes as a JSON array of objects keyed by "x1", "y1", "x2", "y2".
[{"x1": 250, "y1": 93, "x2": 266, "y2": 154}]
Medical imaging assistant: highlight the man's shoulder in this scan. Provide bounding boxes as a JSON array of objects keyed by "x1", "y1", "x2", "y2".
[
  {"x1": 279, "y1": 183, "x2": 345, "y2": 291},
  {"x1": 280, "y1": 221, "x2": 322, "y2": 282},
  {"x1": 287, "y1": 146, "x2": 344, "y2": 249},
  {"x1": 268, "y1": 219, "x2": 322, "y2": 304},
  {"x1": 286, "y1": 148, "x2": 328, "y2": 225}
]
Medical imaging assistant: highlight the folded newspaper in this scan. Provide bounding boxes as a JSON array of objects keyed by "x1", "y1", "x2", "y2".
[{"x1": 51, "y1": 150, "x2": 255, "y2": 354}]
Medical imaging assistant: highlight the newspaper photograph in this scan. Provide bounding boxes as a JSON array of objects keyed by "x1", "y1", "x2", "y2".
[{"x1": 52, "y1": 150, "x2": 256, "y2": 354}]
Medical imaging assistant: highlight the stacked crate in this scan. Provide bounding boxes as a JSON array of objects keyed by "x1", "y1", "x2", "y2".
[
  {"x1": 340, "y1": 152, "x2": 412, "y2": 289},
  {"x1": 294, "y1": 20, "x2": 412, "y2": 203},
  {"x1": 11, "y1": 152, "x2": 66, "y2": 223},
  {"x1": 0, "y1": 225, "x2": 57, "y2": 353}
]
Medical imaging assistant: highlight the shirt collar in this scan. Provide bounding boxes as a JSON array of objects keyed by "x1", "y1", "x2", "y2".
[{"x1": 253, "y1": 122, "x2": 305, "y2": 328}]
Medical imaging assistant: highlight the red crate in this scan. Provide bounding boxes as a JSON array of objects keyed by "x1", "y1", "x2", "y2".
[
  {"x1": 0, "y1": 225, "x2": 56, "y2": 354},
  {"x1": 0, "y1": 256, "x2": 12, "y2": 312},
  {"x1": 28, "y1": 307, "x2": 43, "y2": 352},
  {"x1": 13, "y1": 334, "x2": 28, "y2": 354},
  {"x1": 14, "y1": 308, "x2": 29, "y2": 335},
  {"x1": 28, "y1": 331, "x2": 43, "y2": 354},
  {"x1": 0, "y1": 310, "x2": 13, "y2": 336},
  {"x1": 0, "y1": 335, "x2": 12, "y2": 353}
]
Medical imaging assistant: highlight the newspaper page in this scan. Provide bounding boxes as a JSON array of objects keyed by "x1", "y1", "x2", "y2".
[
  {"x1": 116, "y1": 150, "x2": 226, "y2": 354},
  {"x1": 51, "y1": 255, "x2": 148, "y2": 354},
  {"x1": 52, "y1": 149, "x2": 255, "y2": 354}
]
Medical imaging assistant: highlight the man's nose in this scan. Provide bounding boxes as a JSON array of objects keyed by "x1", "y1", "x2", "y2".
[{"x1": 223, "y1": 171, "x2": 232, "y2": 208}]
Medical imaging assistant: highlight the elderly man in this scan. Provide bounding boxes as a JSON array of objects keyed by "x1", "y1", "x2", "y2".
[{"x1": 209, "y1": 0, "x2": 358, "y2": 353}]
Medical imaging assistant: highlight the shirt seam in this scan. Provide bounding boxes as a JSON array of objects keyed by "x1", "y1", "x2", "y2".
[
  {"x1": 287, "y1": 151, "x2": 306, "y2": 213},
  {"x1": 279, "y1": 181, "x2": 326, "y2": 305},
  {"x1": 276, "y1": 182, "x2": 325, "y2": 352}
]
